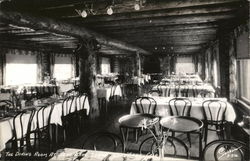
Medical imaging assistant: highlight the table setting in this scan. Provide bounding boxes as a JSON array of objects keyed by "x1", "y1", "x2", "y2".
[
  {"x1": 130, "y1": 96, "x2": 236, "y2": 122},
  {"x1": 49, "y1": 148, "x2": 194, "y2": 161},
  {"x1": 0, "y1": 93, "x2": 90, "y2": 151}
]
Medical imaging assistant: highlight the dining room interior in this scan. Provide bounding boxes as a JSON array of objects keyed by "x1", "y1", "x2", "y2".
[{"x1": 0, "y1": 0, "x2": 250, "y2": 160}]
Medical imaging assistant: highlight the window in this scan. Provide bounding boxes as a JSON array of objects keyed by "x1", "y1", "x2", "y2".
[
  {"x1": 100, "y1": 57, "x2": 111, "y2": 74},
  {"x1": 175, "y1": 56, "x2": 195, "y2": 74},
  {"x1": 237, "y1": 59, "x2": 250, "y2": 105},
  {"x1": 5, "y1": 54, "x2": 37, "y2": 85},
  {"x1": 53, "y1": 56, "x2": 72, "y2": 81}
]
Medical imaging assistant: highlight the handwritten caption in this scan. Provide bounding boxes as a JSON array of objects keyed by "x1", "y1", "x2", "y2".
[{"x1": 1, "y1": 151, "x2": 63, "y2": 159}]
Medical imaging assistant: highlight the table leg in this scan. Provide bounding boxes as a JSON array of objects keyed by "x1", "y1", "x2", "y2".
[
  {"x1": 199, "y1": 131, "x2": 202, "y2": 160},
  {"x1": 120, "y1": 127, "x2": 126, "y2": 152}
]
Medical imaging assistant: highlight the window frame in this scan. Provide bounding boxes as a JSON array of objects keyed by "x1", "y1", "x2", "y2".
[{"x1": 236, "y1": 59, "x2": 250, "y2": 107}]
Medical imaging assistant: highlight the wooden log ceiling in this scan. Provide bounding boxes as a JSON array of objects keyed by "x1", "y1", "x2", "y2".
[{"x1": 0, "y1": 0, "x2": 249, "y2": 55}]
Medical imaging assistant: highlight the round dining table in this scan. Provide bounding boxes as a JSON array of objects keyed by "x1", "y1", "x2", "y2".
[
  {"x1": 118, "y1": 113, "x2": 159, "y2": 152},
  {"x1": 160, "y1": 116, "x2": 204, "y2": 159}
]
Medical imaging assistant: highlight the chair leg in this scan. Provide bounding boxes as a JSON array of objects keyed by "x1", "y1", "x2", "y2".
[
  {"x1": 199, "y1": 132, "x2": 203, "y2": 160},
  {"x1": 187, "y1": 133, "x2": 191, "y2": 147},
  {"x1": 135, "y1": 129, "x2": 138, "y2": 143},
  {"x1": 204, "y1": 126, "x2": 208, "y2": 145}
]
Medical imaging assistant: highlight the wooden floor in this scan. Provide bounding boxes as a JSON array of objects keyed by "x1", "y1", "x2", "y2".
[{"x1": 63, "y1": 94, "x2": 220, "y2": 160}]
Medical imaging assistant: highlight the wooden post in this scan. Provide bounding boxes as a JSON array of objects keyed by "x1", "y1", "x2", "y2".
[
  {"x1": 78, "y1": 38, "x2": 99, "y2": 120},
  {"x1": 41, "y1": 52, "x2": 51, "y2": 81},
  {"x1": 219, "y1": 34, "x2": 230, "y2": 98},
  {"x1": 0, "y1": 50, "x2": 6, "y2": 85}
]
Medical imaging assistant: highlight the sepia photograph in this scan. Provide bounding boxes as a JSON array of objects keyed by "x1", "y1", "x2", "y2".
[{"x1": 0, "y1": 0, "x2": 249, "y2": 160}]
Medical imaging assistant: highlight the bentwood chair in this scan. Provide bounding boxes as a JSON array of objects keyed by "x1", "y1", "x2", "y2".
[
  {"x1": 32, "y1": 104, "x2": 55, "y2": 152},
  {"x1": 180, "y1": 85, "x2": 189, "y2": 97},
  {"x1": 168, "y1": 98, "x2": 193, "y2": 147},
  {"x1": 167, "y1": 85, "x2": 179, "y2": 97},
  {"x1": 0, "y1": 100, "x2": 14, "y2": 111},
  {"x1": 134, "y1": 97, "x2": 157, "y2": 114},
  {"x1": 168, "y1": 98, "x2": 192, "y2": 117},
  {"x1": 197, "y1": 90, "x2": 214, "y2": 98},
  {"x1": 75, "y1": 93, "x2": 88, "y2": 133},
  {"x1": 202, "y1": 100, "x2": 228, "y2": 145},
  {"x1": 202, "y1": 140, "x2": 249, "y2": 161},
  {"x1": 61, "y1": 96, "x2": 76, "y2": 142},
  {"x1": 109, "y1": 84, "x2": 119, "y2": 104},
  {"x1": 82, "y1": 132, "x2": 124, "y2": 152},
  {"x1": 6, "y1": 109, "x2": 36, "y2": 153},
  {"x1": 148, "y1": 90, "x2": 162, "y2": 97}
]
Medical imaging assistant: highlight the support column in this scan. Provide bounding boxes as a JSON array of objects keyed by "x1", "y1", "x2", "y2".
[
  {"x1": 219, "y1": 34, "x2": 230, "y2": 98},
  {"x1": 79, "y1": 38, "x2": 99, "y2": 120},
  {"x1": 41, "y1": 52, "x2": 51, "y2": 81},
  {"x1": 0, "y1": 50, "x2": 6, "y2": 85}
]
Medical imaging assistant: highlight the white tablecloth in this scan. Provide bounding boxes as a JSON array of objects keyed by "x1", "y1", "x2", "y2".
[
  {"x1": 162, "y1": 74, "x2": 202, "y2": 84},
  {"x1": 0, "y1": 93, "x2": 11, "y2": 101},
  {"x1": 0, "y1": 95, "x2": 90, "y2": 151},
  {"x1": 58, "y1": 83, "x2": 74, "y2": 94},
  {"x1": 97, "y1": 85, "x2": 122, "y2": 101},
  {"x1": 130, "y1": 97, "x2": 236, "y2": 123},
  {"x1": 152, "y1": 84, "x2": 215, "y2": 97}
]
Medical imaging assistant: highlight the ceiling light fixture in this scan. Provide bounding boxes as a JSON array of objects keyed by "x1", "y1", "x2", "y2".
[
  {"x1": 81, "y1": 10, "x2": 88, "y2": 18},
  {"x1": 134, "y1": 0, "x2": 146, "y2": 11},
  {"x1": 75, "y1": 9, "x2": 87, "y2": 18},
  {"x1": 107, "y1": 6, "x2": 113, "y2": 15},
  {"x1": 107, "y1": 0, "x2": 115, "y2": 15},
  {"x1": 134, "y1": 2, "x2": 140, "y2": 10},
  {"x1": 75, "y1": 1, "x2": 97, "y2": 18}
]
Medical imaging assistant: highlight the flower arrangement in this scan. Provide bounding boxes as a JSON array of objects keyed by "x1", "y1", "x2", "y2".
[{"x1": 139, "y1": 117, "x2": 171, "y2": 158}]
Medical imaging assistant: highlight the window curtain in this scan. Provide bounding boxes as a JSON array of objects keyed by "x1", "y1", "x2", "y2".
[
  {"x1": 211, "y1": 42, "x2": 220, "y2": 88},
  {"x1": 53, "y1": 54, "x2": 73, "y2": 81},
  {"x1": 50, "y1": 53, "x2": 55, "y2": 78},
  {"x1": 36, "y1": 52, "x2": 42, "y2": 83},
  {"x1": 71, "y1": 54, "x2": 76, "y2": 78},
  {"x1": 234, "y1": 23, "x2": 249, "y2": 59},
  {"x1": 229, "y1": 34, "x2": 237, "y2": 102},
  {"x1": 5, "y1": 49, "x2": 38, "y2": 85},
  {"x1": 100, "y1": 57, "x2": 111, "y2": 74}
]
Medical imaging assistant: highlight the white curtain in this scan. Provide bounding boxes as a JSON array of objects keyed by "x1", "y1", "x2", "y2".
[
  {"x1": 5, "y1": 53, "x2": 37, "y2": 85},
  {"x1": 101, "y1": 57, "x2": 111, "y2": 74},
  {"x1": 175, "y1": 56, "x2": 195, "y2": 74},
  {"x1": 53, "y1": 55, "x2": 73, "y2": 81}
]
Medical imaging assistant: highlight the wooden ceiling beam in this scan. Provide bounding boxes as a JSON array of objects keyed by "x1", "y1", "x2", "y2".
[
  {"x1": 0, "y1": 9, "x2": 150, "y2": 54},
  {"x1": 36, "y1": 0, "x2": 241, "y2": 17},
  {"x1": 79, "y1": 12, "x2": 236, "y2": 29},
  {"x1": 107, "y1": 29, "x2": 217, "y2": 37},
  {"x1": 135, "y1": 42, "x2": 209, "y2": 46},
  {"x1": 66, "y1": 3, "x2": 240, "y2": 22},
  {"x1": 0, "y1": 40, "x2": 74, "y2": 53},
  {"x1": 94, "y1": 22, "x2": 219, "y2": 33},
  {"x1": 144, "y1": 45, "x2": 203, "y2": 52},
  {"x1": 121, "y1": 34, "x2": 216, "y2": 42},
  {"x1": 99, "y1": 49, "x2": 135, "y2": 55}
]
